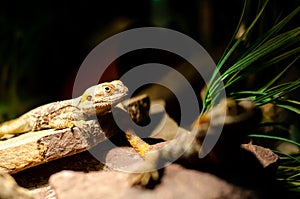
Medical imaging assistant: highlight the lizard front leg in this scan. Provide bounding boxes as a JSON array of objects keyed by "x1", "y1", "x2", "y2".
[
  {"x1": 125, "y1": 129, "x2": 194, "y2": 186},
  {"x1": 48, "y1": 111, "x2": 88, "y2": 130},
  {"x1": 125, "y1": 130, "x2": 164, "y2": 186}
]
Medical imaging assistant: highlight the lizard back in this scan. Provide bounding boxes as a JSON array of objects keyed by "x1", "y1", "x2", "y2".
[{"x1": 0, "y1": 98, "x2": 81, "y2": 135}]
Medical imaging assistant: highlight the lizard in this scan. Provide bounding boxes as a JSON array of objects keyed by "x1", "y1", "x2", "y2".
[
  {"x1": 125, "y1": 98, "x2": 262, "y2": 186},
  {"x1": 0, "y1": 80, "x2": 128, "y2": 138}
]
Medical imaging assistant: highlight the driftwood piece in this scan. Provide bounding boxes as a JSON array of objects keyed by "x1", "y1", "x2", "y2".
[
  {"x1": 0, "y1": 95, "x2": 150, "y2": 174},
  {"x1": 0, "y1": 120, "x2": 104, "y2": 174},
  {"x1": 122, "y1": 94, "x2": 150, "y2": 124}
]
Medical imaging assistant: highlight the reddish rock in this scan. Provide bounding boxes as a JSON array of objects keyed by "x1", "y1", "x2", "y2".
[
  {"x1": 241, "y1": 144, "x2": 279, "y2": 168},
  {"x1": 49, "y1": 164, "x2": 258, "y2": 199},
  {"x1": 0, "y1": 172, "x2": 37, "y2": 199}
]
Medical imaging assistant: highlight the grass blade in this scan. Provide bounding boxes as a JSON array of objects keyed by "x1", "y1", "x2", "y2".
[{"x1": 248, "y1": 134, "x2": 300, "y2": 148}]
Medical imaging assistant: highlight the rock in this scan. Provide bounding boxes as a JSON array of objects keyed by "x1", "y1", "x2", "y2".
[
  {"x1": 48, "y1": 143, "x2": 279, "y2": 199},
  {"x1": 241, "y1": 144, "x2": 279, "y2": 169},
  {"x1": 12, "y1": 150, "x2": 104, "y2": 188},
  {"x1": 12, "y1": 150, "x2": 106, "y2": 199},
  {"x1": 49, "y1": 170, "x2": 129, "y2": 199},
  {"x1": 0, "y1": 172, "x2": 37, "y2": 199},
  {"x1": 239, "y1": 144, "x2": 279, "y2": 182},
  {"x1": 49, "y1": 164, "x2": 259, "y2": 199}
]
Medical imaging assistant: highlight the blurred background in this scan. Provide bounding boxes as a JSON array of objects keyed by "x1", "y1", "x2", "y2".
[{"x1": 0, "y1": 0, "x2": 299, "y2": 122}]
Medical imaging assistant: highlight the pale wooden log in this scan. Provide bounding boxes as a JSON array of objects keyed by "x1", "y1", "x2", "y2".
[
  {"x1": 0, "y1": 95, "x2": 150, "y2": 174},
  {"x1": 0, "y1": 120, "x2": 104, "y2": 174}
]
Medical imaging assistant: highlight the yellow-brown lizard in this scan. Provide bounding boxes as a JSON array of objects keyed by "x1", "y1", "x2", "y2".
[
  {"x1": 0, "y1": 80, "x2": 128, "y2": 138},
  {"x1": 126, "y1": 98, "x2": 261, "y2": 186}
]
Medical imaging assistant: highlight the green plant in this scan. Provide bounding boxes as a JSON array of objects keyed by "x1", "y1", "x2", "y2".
[
  {"x1": 202, "y1": 1, "x2": 300, "y2": 111},
  {"x1": 201, "y1": 0, "x2": 300, "y2": 194}
]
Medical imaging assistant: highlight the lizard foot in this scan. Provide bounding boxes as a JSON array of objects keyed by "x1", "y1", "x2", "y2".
[
  {"x1": 49, "y1": 120, "x2": 88, "y2": 130},
  {"x1": 129, "y1": 170, "x2": 160, "y2": 186},
  {"x1": 67, "y1": 120, "x2": 88, "y2": 129}
]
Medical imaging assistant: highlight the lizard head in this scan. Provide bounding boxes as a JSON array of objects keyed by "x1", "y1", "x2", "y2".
[{"x1": 78, "y1": 80, "x2": 128, "y2": 116}]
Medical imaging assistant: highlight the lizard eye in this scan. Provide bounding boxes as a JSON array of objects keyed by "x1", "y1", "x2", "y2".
[
  {"x1": 104, "y1": 86, "x2": 111, "y2": 93},
  {"x1": 86, "y1": 95, "x2": 92, "y2": 101}
]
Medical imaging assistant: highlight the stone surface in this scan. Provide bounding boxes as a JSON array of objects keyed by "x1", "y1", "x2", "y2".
[
  {"x1": 0, "y1": 172, "x2": 37, "y2": 199},
  {"x1": 13, "y1": 150, "x2": 104, "y2": 188},
  {"x1": 241, "y1": 144, "x2": 279, "y2": 169},
  {"x1": 11, "y1": 136, "x2": 281, "y2": 199},
  {"x1": 12, "y1": 150, "x2": 105, "y2": 199},
  {"x1": 48, "y1": 142, "x2": 280, "y2": 199},
  {"x1": 49, "y1": 164, "x2": 259, "y2": 199}
]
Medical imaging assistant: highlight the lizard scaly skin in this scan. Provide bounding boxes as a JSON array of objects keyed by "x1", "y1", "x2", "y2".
[
  {"x1": 126, "y1": 98, "x2": 261, "y2": 186},
  {"x1": 0, "y1": 80, "x2": 128, "y2": 138}
]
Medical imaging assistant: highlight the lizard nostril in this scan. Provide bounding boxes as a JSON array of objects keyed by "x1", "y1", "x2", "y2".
[{"x1": 86, "y1": 95, "x2": 92, "y2": 101}]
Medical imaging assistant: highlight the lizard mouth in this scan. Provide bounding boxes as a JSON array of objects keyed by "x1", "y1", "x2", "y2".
[
  {"x1": 92, "y1": 93, "x2": 128, "y2": 116},
  {"x1": 111, "y1": 94, "x2": 128, "y2": 106},
  {"x1": 94, "y1": 93, "x2": 128, "y2": 106}
]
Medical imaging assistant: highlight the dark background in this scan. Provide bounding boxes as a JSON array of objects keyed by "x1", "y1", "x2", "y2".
[{"x1": 0, "y1": 0, "x2": 299, "y2": 121}]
